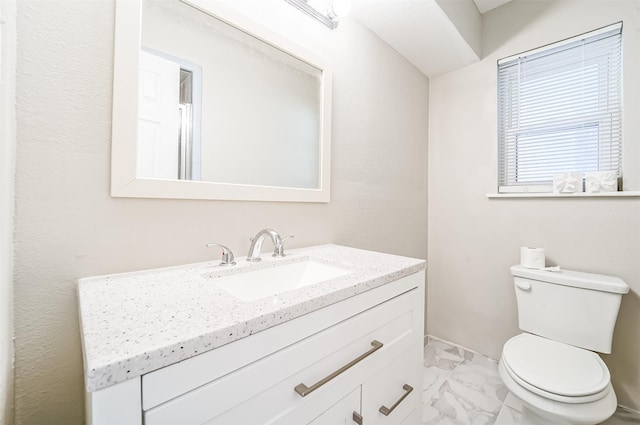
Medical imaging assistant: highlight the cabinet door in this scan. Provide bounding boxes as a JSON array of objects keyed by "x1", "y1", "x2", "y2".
[
  {"x1": 307, "y1": 387, "x2": 361, "y2": 425},
  {"x1": 399, "y1": 408, "x2": 420, "y2": 425},
  {"x1": 361, "y1": 348, "x2": 421, "y2": 425}
]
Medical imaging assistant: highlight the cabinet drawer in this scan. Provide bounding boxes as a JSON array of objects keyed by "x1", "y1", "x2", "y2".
[
  {"x1": 144, "y1": 288, "x2": 419, "y2": 425},
  {"x1": 362, "y1": 347, "x2": 422, "y2": 425}
]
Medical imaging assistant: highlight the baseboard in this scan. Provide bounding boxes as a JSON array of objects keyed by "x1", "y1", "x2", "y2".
[
  {"x1": 425, "y1": 333, "x2": 497, "y2": 361},
  {"x1": 616, "y1": 405, "x2": 640, "y2": 416}
]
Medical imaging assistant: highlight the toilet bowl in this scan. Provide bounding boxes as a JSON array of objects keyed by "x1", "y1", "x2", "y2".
[
  {"x1": 500, "y1": 266, "x2": 629, "y2": 425},
  {"x1": 499, "y1": 333, "x2": 617, "y2": 425}
]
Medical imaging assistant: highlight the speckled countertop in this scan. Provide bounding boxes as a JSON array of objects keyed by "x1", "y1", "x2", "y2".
[{"x1": 77, "y1": 244, "x2": 426, "y2": 392}]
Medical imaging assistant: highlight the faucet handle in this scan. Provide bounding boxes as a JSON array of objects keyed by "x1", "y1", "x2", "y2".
[
  {"x1": 273, "y1": 235, "x2": 294, "y2": 258},
  {"x1": 206, "y1": 243, "x2": 236, "y2": 267}
]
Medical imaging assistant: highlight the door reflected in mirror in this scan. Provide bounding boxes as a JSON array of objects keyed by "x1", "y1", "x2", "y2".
[
  {"x1": 139, "y1": 0, "x2": 323, "y2": 190},
  {"x1": 138, "y1": 47, "x2": 201, "y2": 181}
]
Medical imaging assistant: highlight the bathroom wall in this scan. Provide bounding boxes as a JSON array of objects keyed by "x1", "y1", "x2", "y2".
[
  {"x1": 12, "y1": 0, "x2": 428, "y2": 423},
  {"x1": 428, "y1": 0, "x2": 640, "y2": 411},
  {"x1": 434, "y1": 0, "x2": 482, "y2": 58},
  {"x1": 0, "y1": 0, "x2": 16, "y2": 423}
]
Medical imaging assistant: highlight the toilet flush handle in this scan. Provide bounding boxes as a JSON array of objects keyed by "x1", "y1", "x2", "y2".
[{"x1": 515, "y1": 280, "x2": 532, "y2": 291}]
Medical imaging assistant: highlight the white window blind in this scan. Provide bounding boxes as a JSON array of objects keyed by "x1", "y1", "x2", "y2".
[{"x1": 497, "y1": 23, "x2": 622, "y2": 193}]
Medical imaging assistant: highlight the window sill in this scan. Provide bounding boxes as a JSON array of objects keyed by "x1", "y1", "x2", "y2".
[{"x1": 487, "y1": 191, "x2": 640, "y2": 199}]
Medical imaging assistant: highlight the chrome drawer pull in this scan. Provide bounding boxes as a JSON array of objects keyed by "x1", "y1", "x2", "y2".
[
  {"x1": 294, "y1": 340, "x2": 384, "y2": 397},
  {"x1": 378, "y1": 384, "x2": 413, "y2": 416},
  {"x1": 352, "y1": 411, "x2": 363, "y2": 425}
]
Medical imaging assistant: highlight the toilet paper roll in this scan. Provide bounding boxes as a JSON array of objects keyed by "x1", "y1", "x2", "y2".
[{"x1": 520, "y1": 247, "x2": 545, "y2": 269}]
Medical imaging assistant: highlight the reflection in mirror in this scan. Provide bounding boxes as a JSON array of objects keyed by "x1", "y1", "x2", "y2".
[
  {"x1": 138, "y1": 47, "x2": 202, "y2": 181},
  {"x1": 139, "y1": 0, "x2": 322, "y2": 189}
]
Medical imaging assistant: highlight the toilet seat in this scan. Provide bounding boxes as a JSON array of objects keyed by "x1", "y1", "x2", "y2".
[
  {"x1": 502, "y1": 334, "x2": 610, "y2": 404},
  {"x1": 499, "y1": 359, "x2": 617, "y2": 425}
]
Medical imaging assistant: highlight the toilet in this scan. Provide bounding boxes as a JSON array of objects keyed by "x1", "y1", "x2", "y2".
[{"x1": 499, "y1": 265, "x2": 629, "y2": 425}]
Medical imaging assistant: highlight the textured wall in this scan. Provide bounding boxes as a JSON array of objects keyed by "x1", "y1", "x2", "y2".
[
  {"x1": 428, "y1": 0, "x2": 640, "y2": 411},
  {"x1": 0, "y1": 0, "x2": 16, "y2": 423},
  {"x1": 13, "y1": 0, "x2": 429, "y2": 423}
]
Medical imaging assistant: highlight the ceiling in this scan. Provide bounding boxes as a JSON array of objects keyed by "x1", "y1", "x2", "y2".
[
  {"x1": 350, "y1": 0, "x2": 513, "y2": 78},
  {"x1": 472, "y1": 0, "x2": 513, "y2": 14}
]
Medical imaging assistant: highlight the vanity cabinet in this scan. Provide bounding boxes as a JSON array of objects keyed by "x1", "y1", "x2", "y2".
[
  {"x1": 308, "y1": 387, "x2": 362, "y2": 425},
  {"x1": 85, "y1": 269, "x2": 424, "y2": 425}
]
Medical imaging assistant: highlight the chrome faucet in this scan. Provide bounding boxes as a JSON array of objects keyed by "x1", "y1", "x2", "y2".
[
  {"x1": 274, "y1": 235, "x2": 294, "y2": 257},
  {"x1": 206, "y1": 243, "x2": 236, "y2": 267},
  {"x1": 247, "y1": 229, "x2": 294, "y2": 262}
]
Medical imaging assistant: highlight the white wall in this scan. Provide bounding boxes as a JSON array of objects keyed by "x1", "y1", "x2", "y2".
[
  {"x1": 13, "y1": 0, "x2": 428, "y2": 423},
  {"x1": 0, "y1": 0, "x2": 16, "y2": 423},
  {"x1": 435, "y1": 0, "x2": 482, "y2": 58},
  {"x1": 428, "y1": 0, "x2": 640, "y2": 411}
]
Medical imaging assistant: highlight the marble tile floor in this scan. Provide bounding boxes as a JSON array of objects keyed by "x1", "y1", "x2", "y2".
[{"x1": 422, "y1": 337, "x2": 640, "y2": 425}]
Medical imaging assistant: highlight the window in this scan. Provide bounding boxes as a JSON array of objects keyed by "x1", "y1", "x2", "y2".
[{"x1": 497, "y1": 23, "x2": 622, "y2": 193}]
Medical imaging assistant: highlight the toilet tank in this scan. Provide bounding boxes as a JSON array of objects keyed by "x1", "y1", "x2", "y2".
[{"x1": 511, "y1": 266, "x2": 629, "y2": 354}]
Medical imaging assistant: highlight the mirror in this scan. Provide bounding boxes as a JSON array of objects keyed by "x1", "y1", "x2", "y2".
[{"x1": 111, "y1": 0, "x2": 332, "y2": 202}]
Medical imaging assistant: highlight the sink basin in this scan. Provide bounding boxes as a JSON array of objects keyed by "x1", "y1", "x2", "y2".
[{"x1": 211, "y1": 260, "x2": 351, "y2": 302}]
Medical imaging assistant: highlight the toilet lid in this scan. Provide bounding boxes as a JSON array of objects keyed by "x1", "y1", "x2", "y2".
[{"x1": 503, "y1": 334, "x2": 610, "y2": 397}]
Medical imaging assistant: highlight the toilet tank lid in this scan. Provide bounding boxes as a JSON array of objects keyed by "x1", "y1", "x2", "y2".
[{"x1": 511, "y1": 266, "x2": 629, "y2": 294}]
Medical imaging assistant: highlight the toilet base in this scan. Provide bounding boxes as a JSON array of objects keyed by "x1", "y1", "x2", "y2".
[{"x1": 521, "y1": 404, "x2": 572, "y2": 425}]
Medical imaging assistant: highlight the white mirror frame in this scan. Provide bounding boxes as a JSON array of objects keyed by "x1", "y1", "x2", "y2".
[{"x1": 112, "y1": 0, "x2": 332, "y2": 202}]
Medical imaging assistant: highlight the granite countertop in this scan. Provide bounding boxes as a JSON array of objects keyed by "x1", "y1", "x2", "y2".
[{"x1": 77, "y1": 244, "x2": 426, "y2": 392}]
